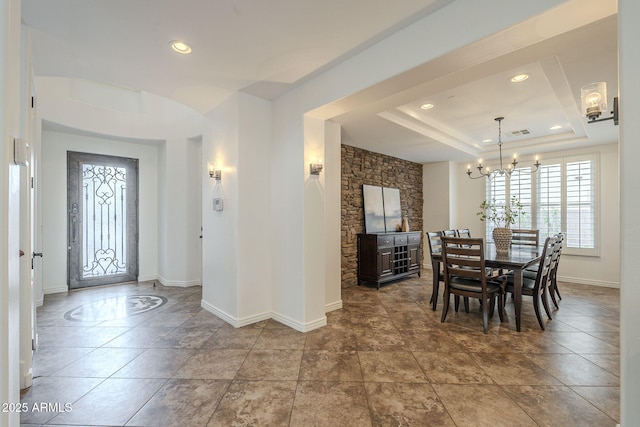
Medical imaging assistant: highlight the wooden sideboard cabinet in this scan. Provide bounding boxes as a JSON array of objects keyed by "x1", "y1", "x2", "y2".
[{"x1": 357, "y1": 231, "x2": 422, "y2": 289}]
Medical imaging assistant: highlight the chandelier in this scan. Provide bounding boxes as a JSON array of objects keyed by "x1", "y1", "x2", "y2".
[{"x1": 466, "y1": 116, "x2": 540, "y2": 180}]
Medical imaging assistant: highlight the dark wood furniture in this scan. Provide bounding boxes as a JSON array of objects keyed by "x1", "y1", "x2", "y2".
[
  {"x1": 430, "y1": 242, "x2": 542, "y2": 331},
  {"x1": 441, "y1": 237, "x2": 505, "y2": 333},
  {"x1": 511, "y1": 229, "x2": 540, "y2": 246},
  {"x1": 504, "y1": 236, "x2": 556, "y2": 330},
  {"x1": 357, "y1": 231, "x2": 421, "y2": 289}
]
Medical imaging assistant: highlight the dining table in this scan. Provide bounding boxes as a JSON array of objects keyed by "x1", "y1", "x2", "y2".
[{"x1": 430, "y1": 243, "x2": 542, "y2": 332}]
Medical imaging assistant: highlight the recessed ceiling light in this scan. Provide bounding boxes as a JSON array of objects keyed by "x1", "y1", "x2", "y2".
[
  {"x1": 550, "y1": 125, "x2": 563, "y2": 130},
  {"x1": 482, "y1": 138, "x2": 492, "y2": 143},
  {"x1": 420, "y1": 103, "x2": 434, "y2": 110},
  {"x1": 510, "y1": 73, "x2": 530, "y2": 83},
  {"x1": 170, "y1": 40, "x2": 192, "y2": 54}
]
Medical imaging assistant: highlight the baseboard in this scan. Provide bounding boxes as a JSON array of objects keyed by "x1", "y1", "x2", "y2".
[
  {"x1": 157, "y1": 276, "x2": 202, "y2": 288},
  {"x1": 325, "y1": 299, "x2": 343, "y2": 313},
  {"x1": 271, "y1": 312, "x2": 327, "y2": 332},
  {"x1": 43, "y1": 285, "x2": 68, "y2": 295},
  {"x1": 557, "y1": 275, "x2": 620, "y2": 288},
  {"x1": 201, "y1": 299, "x2": 328, "y2": 332},
  {"x1": 20, "y1": 360, "x2": 33, "y2": 390},
  {"x1": 138, "y1": 275, "x2": 158, "y2": 283},
  {"x1": 200, "y1": 300, "x2": 272, "y2": 328}
]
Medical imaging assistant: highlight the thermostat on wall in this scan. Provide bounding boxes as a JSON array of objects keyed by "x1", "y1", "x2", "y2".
[
  {"x1": 213, "y1": 198, "x2": 223, "y2": 211},
  {"x1": 13, "y1": 138, "x2": 30, "y2": 167}
]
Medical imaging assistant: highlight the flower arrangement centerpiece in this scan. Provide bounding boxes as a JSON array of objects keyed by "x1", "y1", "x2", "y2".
[{"x1": 477, "y1": 196, "x2": 525, "y2": 252}]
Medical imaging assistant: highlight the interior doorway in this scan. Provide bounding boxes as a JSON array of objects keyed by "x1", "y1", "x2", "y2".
[{"x1": 67, "y1": 151, "x2": 139, "y2": 289}]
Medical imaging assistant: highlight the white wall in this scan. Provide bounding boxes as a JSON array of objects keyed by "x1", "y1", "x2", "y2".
[
  {"x1": 423, "y1": 161, "x2": 453, "y2": 235},
  {"x1": 619, "y1": 0, "x2": 640, "y2": 422},
  {"x1": 1, "y1": 0, "x2": 25, "y2": 423},
  {"x1": 40, "y1": 130, "x2": 161, "y2": 293},
  {"x1": 201, "y1": 92, "x2": 274, "y2": 326},
  {"x1": 444, "y1": 143, "x2": 620, "y2": 287},
  {"x1": 325, "y1": 120, "x2": 342, "y2": 312},
  {"x1": 157, "y1": 137, "x2": 202, "y2": 286}
]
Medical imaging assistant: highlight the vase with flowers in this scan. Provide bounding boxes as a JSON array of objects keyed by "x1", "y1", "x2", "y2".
[{"x1": 477, "y1": 196, "x2": 525, "y2": 253}]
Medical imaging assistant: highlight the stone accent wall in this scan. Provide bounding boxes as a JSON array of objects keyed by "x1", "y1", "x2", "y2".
[{"x1": 341, "y1": 144, "x2": 424, "y2": 288}]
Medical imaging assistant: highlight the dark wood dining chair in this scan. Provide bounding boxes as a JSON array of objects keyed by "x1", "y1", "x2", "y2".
[
  {"x1": 442, "y1": 229, "x2": 457, "y2": 238},
  {"x1": 548, "y1": 232, "x2": 565, "y2": 308},
  {"x1": 440, "y1": 236, "x2": 505, "y2": 334},
  {"x1": 426, "y1": 231, "x2": 444, "y2": 308},
  {"x1": 503, "y1": 236, "x2": 556, "y2": 330},
  {"x1": 511, "y1": 229, "x2": 539, "y2": 246},
  {"x1": 456, "y1": 228, "x2": 471, "y2": 238}
]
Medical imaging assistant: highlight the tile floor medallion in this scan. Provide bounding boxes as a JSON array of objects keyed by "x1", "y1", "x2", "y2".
[{"x1": 63, "y1": 295, "x2": 167, "y2": 321}]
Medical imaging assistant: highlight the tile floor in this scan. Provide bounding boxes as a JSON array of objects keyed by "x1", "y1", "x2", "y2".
[{"x1": 20, "y1": 272, "x2": 620, "y2": 426}]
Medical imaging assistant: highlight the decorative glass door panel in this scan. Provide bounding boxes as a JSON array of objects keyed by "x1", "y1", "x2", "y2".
[{"x1": 68, "y1": 152, "x2": 138, "y2": 289}]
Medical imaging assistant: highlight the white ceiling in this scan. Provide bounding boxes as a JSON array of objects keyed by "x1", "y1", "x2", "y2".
[{"x1": 21, "y1": 0, "x2": 619, "y2": 165}]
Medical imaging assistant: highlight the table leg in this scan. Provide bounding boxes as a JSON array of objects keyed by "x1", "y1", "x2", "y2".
[
  {"x1": 431, "y1": 259, "x2": 440, "y2": 311},
  {"x1": 513, "y1": 267, "x2": 523, "y2": 332}
]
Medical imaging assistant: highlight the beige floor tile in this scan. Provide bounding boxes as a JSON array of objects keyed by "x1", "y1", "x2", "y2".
[
  {"x1": 413, "y1": 352, "x2": 495, "y2": 385},
  {"x1": 304, "y1": 324, "x2": 357, "y2": 351},
  {"x1": 299, "y1": 350, "x2": 362, "y2": 381},
  {"x1": 236, "y1": 349, "x2": 303, "y2": 381},
  {"x1": 358, "y1": 351, "x2": 427, "y2": 383},
  {"x1": 52, "y1": 347, "x2": 143, "y2": 378},
  {"x1": 201, "y1": 324, "x2": 262, "y2": 349},
  {"x1": 173, "y1": 349, "x2": 249, "y2": 380},
  {"x1": 207, "y1": 380, "x2": 297, "y2": 426},
  {"x1": 151, "y1": 327, "x2": 215, "y2": 349},
  {"x1": 26, "y1": 279, "x2": 621, "y2": 426},
  {"x1": 546, "y1": 331, "x2": 619, "y2": 354},
  {"x1": 47, "y1": 378, "x2": 165, "y2": 426},
  {"x1": 471, "y1": 352, "x2": 563, "y2": 385},
  {"x1": 252, "y1": 328, "x2": 307, "y2": 350},
  {"x1": 126, "y1": 379, "x2": 229, "y2": 427},
  {"x1": 290, "y1": 381, "x2": 371, "y2": 427},
  {"x1": 527, "y1": 353, "x2": 620, "y2": 386},
  {"x1": 400, "y1": 329, "x2": 465, "y2": 352},
  {"x1": 19, "y1": 377, "x2": 104, "y2": 425},
  {"x1": 113, "y1": 348, "x2": 195, "y2": 378},
  {"x1": 579, "y1": 353, "x2": 620, "y2": 377},
  {"x1": 571, "y1": 386, "x2": 620, "y2": 422},
  {"x1": 353, "y1": 326, "x2": 405, "y2": 351},
  {"x1": 365, "y1": 382, "x2": 456, "y2": 426},
  {"x1": 433, "y1": 384, "x2": 537, "y2": 426},
  {"x1": 506, "y1": 385, "x2": 619, "y2": 426}
]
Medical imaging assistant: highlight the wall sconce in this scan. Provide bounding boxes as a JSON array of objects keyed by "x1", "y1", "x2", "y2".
[
  {"x1": 310, "y1": 162, "x2": 323, "y2": 175},
  {"x1": 208, "y1": 163, "x2": 222, "y2": 181},
  {"x1": 581, "y1": 82, "x2": 619, "y2": 125}
]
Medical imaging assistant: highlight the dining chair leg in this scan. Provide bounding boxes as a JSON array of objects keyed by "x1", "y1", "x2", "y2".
[
  {"x1": 532, "y1": 294, "x2": 545, "y2": 330},
  {"x1": 463, "y1": 297, "x2": 470, "y2": 313},
  {"x1": 553, "y1": 275, "x2": 562, "y2": 301},
  {"x1": 431, "y1": 283, "x2": 439, "y2": 311},
  {"x1": 497, "y1": 293, "x2": 504, "y2": 322},
  {"x1": 541, "y1": 287, "x2": 553, "y2": 320},
  {"x1": 441, "y1": 290, "x2": 451, "y2": 323},
  {"x1": 482, "y1": 299, "x2": 490, "y2": 334},
  {"x1": 454, "y1": 295, "x2": 460, "y2": 312},
  {"x1": 548, "y1": 282, "x2": 559, "y2": 309},
  {"x1": 488, "y1": 296, "x2": 495, "y2": 318}
]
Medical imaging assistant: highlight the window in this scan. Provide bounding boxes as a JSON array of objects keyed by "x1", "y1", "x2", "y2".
[{"x1": 484, "y1": 154, "x2": 598, "y2": 255}]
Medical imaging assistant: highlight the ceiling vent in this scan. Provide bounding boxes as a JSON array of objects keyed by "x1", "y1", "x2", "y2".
[{"x1": 510, "y1": 129, "x2": 531, "y2": 136}]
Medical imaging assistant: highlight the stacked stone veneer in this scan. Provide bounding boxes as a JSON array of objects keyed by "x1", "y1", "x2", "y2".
[{"x1": 341, "y1": 144, "x2": 424, "y2": 288}]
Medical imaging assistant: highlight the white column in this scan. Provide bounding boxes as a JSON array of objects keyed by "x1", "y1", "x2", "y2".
[{"x1": 619, "y1": 0, "x2": 640, "y2": 423}]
